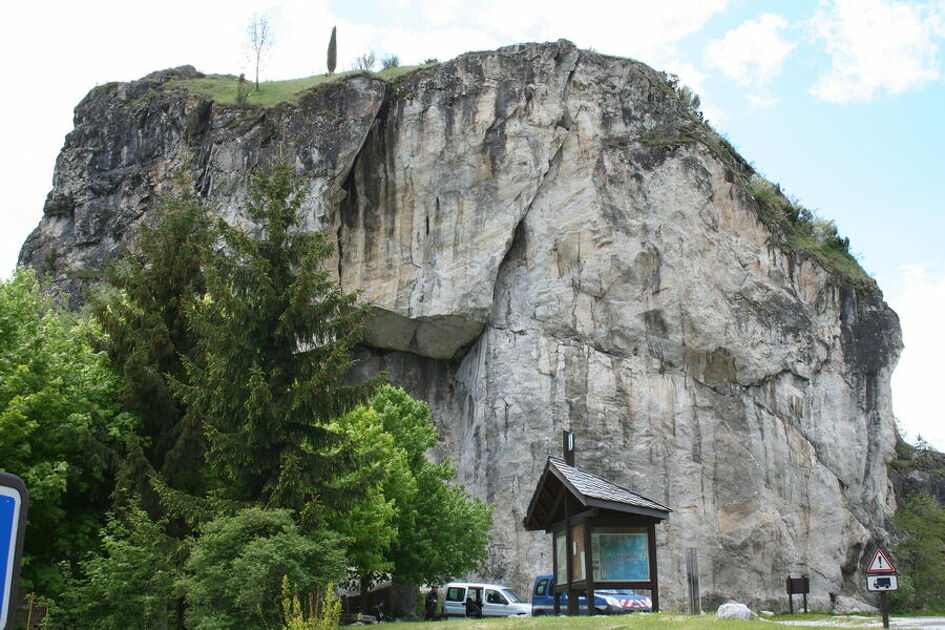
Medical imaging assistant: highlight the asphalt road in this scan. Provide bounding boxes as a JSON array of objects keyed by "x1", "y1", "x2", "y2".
[{"x1": 780, "y1": 617, "x2": 945, "y2": 629}]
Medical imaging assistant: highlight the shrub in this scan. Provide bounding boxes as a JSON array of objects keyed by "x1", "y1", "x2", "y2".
[
  {"x1": 54, "y1": 506, "x2": 184, "y2": 630},
  {"x1": 354, "y1": 51, "x2": 376, "y2": 71},
  {"x1": 281, "y1": 576, "x2": 341, "y2": 630},
  {"x1": 381, "y1": 54, "x2": 400, "y2": 70},
  {"x1": 182, "y1": 508, "x2": 346, "y2": 630}
]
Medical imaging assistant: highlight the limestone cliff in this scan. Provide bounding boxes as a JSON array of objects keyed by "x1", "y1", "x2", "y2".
[{"x1": 19, "y1": 40, "x2": 902, "y2": 610}]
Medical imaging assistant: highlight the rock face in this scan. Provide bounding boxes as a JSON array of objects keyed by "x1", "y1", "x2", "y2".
[{"x1": 20, "y1": 41, "x2": 902, "y2": 610}]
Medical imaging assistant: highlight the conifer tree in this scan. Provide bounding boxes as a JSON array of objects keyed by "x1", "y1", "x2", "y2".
[
  {"x1": 91, "y1": 188, "x2": 215, "y2": 500},
  {"x1": 184, "y1": 161, "x2": 379, "y2": 515},
  {"x1": 327, "y1": 26, "x2": 337, "y2": 75}
]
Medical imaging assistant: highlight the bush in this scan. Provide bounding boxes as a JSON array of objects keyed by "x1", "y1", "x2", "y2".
[
  {"x1": 181, "y1": 508, "x2": 346, "y2": 630},
  {"x1": 381, "y1": 55, "x2": 400, "y2": 70},
  {"x1": 281, "y1": 577, "x2": 340, "y2": 630},
  {"x1": 54, "y1": 506, "x2": 184, "y2": 630},
  {"x1": 354, "y1": 51, "x2": 376, "y2": 71}
]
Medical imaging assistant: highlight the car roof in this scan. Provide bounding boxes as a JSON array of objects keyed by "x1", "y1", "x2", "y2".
[{"x1": 444, "y1": 582, "x2": 513, "y2": 590}]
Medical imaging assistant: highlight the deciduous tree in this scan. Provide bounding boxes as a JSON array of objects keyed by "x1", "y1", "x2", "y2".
[
  {"x1": 0, "y1": 268, "x2": 135, "y2": 595},
  {"x1": 246, "y1": 13, "x2": 274, "y2": 90}
]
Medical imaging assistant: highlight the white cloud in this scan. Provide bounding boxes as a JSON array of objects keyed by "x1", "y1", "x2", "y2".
[
  {"x1": 810, "y1": 0, "x2": 945, "y2": 103},
  {"x1": 889, "y1": 264, "x2": 945, "y2": 452},
  {"x1": 705, "y1": 14, "x2": 796, "y2": 106}
]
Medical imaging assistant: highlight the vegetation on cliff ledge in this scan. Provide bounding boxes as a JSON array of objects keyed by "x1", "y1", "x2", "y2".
[{"x1": 168, "y1": 63, "x2": 430, "y2": 107}]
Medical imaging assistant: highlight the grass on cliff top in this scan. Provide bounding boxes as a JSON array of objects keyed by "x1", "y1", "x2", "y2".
[
  {"x1": 376, "y1": 614, "x2": 871, "y2": 630},
  {"x1": 745, "y1": 174, "x2": 875, "y2": 292},
  {"x1": 169, "y1": 64, "x2": 427, "y2": 106}
]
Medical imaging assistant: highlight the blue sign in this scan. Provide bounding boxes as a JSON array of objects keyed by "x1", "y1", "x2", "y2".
[{"x1": 0, "y1": 474, "x2": 27, "y2": 630}]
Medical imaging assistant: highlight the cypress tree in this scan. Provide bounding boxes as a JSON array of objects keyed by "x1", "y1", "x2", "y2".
[{"x1": 327, "y1": 26, "x2": 337, "y2": 75}]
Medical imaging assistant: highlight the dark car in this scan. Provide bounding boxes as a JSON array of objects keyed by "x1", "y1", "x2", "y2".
[{"x1": 530, "y1": 574, "x2": 652, "y2": 615}]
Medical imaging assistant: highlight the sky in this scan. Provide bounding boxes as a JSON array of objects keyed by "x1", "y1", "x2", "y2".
[{"x1": 1, "y1": 0, "x2": 943, "y2": 449}]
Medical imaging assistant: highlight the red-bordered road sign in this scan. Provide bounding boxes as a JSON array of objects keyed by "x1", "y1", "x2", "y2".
[{"x1": 867, "y1": 548, "x2": 896, "y2": 574}]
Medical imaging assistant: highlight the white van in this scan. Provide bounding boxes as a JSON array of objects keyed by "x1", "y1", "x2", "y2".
[{"x1": 441, "y1": 582, "x2": 531, "y2": 617}]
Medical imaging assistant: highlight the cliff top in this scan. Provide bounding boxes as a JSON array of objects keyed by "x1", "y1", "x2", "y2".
[{"x1": 34, "y1": 40, "x2": 875, "y2": 295}]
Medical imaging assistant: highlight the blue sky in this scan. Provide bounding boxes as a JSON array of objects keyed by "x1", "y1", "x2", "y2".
[{"x1": 1, "y1": 0, "x2": 943, "y2": 448}]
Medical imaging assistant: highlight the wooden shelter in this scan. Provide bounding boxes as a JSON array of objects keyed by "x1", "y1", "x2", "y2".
[{"x1": 523, "y1": 436, "x2": 671, "y2": 614}]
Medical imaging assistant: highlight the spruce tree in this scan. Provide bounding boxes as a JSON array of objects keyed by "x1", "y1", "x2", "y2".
[
  {"x1": 91, "y1": 187, "x2": 215, "y2": 500},
  {"x1": 327, "y1": 26, "x2": 337, "y2": 75},
  {"x1": 184, "y1": 161, "x2": 379, "y2": 515}
]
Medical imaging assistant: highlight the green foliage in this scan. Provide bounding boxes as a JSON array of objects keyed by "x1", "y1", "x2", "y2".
[
  {"x1": 891, "y1": 494, "x2": 945, "y2": 612},
  {"x1": 326, "y1": 26, "x2": 337, "y2": 75},
  {"x1": 0, "y1": 268, "x2": 136, "y2": 595},
  {"x1": 382, "y1": 54, "x2": 400, "y2": 70},
  {"x1": 55, "y1": 504, "x2": 185, "y2": 629},
  {"x1": 182, "y1": 507, "x2": 346, "y2": 630},
  {"x1": 90, "y1": 186, "x2": 215, "y2": 501},
  {"x1": 326, "y1": 386, "x2": 491, "y2": 586},
  {"x1": 167, "y1": 64, "x2": 422, "y2": 106},
  {"x1": 353, "y1": 386, "x2": 492, "y2": 584},
  {"x1": 325, "y1": 404, "x2": 401, "y2": 575},
  {"x1": 10, "y1": 163, "x2": 492, "y2": 627},
  {"x1": 746, "y1": 174, "x2": 873, "y2": 290},
  {"x1": 281, "y1": 576, "x2": 340, "y2": 630},
  {"x1": 184, "y1": 161, "x2": 379, "y2": 512}
]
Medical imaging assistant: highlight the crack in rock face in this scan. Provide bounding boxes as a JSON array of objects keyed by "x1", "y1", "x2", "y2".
[{"x1": 19, "y1": 41, "x2": 902, "y2": 610}]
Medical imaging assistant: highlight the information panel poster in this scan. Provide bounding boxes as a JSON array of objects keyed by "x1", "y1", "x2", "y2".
[{"x1": 592, "y1": 531, "x2": 649, "y2": 581}]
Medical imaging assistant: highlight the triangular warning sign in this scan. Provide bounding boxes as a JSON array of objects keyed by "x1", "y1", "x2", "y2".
[{"x1": 867, "y1": 548, "x2": 896, "y2": 573}]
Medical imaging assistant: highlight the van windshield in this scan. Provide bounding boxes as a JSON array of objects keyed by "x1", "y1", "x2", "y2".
[{"x1": 502, "y1": 589, "x2": 521, "y2": 603}]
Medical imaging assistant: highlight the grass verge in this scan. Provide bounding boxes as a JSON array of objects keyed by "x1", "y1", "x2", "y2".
[{"x1": 376, "y1": 614, "x2": 866, "y2": 630}]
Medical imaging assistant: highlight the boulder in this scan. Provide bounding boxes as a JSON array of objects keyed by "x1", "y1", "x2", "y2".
[{"x1": 716, "y1": 602, "x2": 757, "y2": 620}]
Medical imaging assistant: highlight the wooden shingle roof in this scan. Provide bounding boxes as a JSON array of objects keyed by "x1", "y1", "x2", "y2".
[{"x1": 523, "y1": 456, "x2": 671, "y2": 530}]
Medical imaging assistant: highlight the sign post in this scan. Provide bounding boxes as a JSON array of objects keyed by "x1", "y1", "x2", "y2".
[
  {"x1": 866, "y1": 549, "x2": 897, "y2": 630},
  {"x1": 786, "y1": 576, "x2": 810, "y2": 614},
  {"x1": 1, "y1": 473, "x2": 28, "y2": 630}
]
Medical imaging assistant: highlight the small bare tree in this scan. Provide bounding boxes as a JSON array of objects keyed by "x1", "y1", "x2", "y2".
[
  {"x1": 246, "y1": 14, "x2": 274, "y2": 91},
  {"x1": 354, "y1": 51, "x2": 377, "y2": 72}
]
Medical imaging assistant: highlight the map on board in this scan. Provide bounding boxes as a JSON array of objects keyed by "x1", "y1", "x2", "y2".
[{"x1": 593, "y1": 532, "x2": 649, "y2": 581}]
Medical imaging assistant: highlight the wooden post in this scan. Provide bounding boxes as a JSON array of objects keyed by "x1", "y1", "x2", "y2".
[
  {"x1": 564, "y1": 495, "x2": 577, "y2": 615},
  {"x1": 25, "y1": 595, "x2": 34, "y2": 630},
  {"x1": 880, "y1": 591, "x2": 889, "y2": 629},
  {"x1": 686, "y1": 548, "x2": 701, "y2": 615},
  {"x1": 584, "y1": 524, "x2": 595, "y2": 615},
  {"x1": 648, "y1": 523, "x2": 660, "y2": 612},
  {"x1": 787, "y1": 576, "x2": 794, "y2": 615},
  {"x1": 552, "y1": 530, "x2": 560, "y2": 615},
  {"x1": 562, "y1": 431, "x2": 577, "y2": 615}
]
